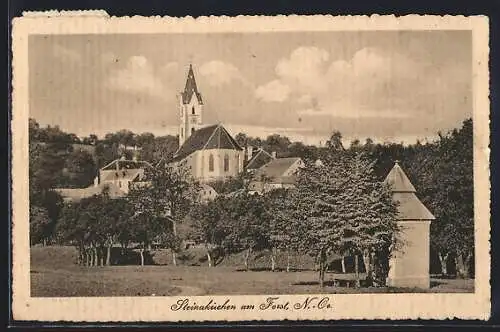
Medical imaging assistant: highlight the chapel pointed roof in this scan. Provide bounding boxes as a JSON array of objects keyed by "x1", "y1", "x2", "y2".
[
  {"x1": 384, "y1": 161, "x2": 416, "y2": 193},
  {"x1": 384, "y1": 161, "x2": 435, "y2": 221},
  {"x1": 171, "y1": 124, "x2": 243, "y2": 162},
  {"x1": 181, "y1": 64, "x2": 203, "y2": 105}
]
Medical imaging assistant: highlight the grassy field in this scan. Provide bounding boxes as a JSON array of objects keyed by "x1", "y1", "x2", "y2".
[{"x1": 30, "y1": 246, "x2": 475, "y2": 297}]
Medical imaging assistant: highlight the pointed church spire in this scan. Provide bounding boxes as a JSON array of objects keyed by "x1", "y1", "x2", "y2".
[{"x1": 181, "y1": 64, "x2": 203, "y2": 105}]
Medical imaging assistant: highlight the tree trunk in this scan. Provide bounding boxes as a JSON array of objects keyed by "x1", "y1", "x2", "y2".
[
  {"x1": 85, "y1": 248, "x2": 89, "y2": 266},
  {"x1": 465, "y1": 253, "x2": 473, "y2": 278},
  {"x1": 271, "y1": 248, "x2": 276, "y2": 272},
  {"x1": 438, "y1": 252, "x2": 449, "y2": 276},
  {"x1": 172, "y1": 219, "x2": 177, "y2": 267},
  {"x1": 99, "y1": 247, "x2": 104, "y2": 266},
  {"x1": 244, "y1": 248, "x2": 251, "y2": 271},
  {"x1": 341, "y1": 255, "x2": 346, "y2": 273},
  {"x1": 207, "y1": 251, "x2": 212, "y2": 268},
  {"x1": 89, "y1": 245, "x2": 94, "y2": 266},
  {"x1": 362, "y1": 249, "x2": 370, "y2": 274},
  {"x1": 106, "y1": 245, "x2": 112, "y2": 266},
  {"x1": 319, "y1": 259, "x2": 324, "y2": 288},
  {"x1": 139, "y1": 248, "x2": 145, "y2": 266},
  {"x1": 172, "y1": 250, "x2": 177, "y2": 267},
  {"x1": 354, "y1": 254, "x2": 360, "y2": 288},
  {"x1": 455, "y1": 253, "x2": 470, "y2": 279},
  {"x1": 286, "y1": 249, "x2": 291, "y2": 273},
  {"x1": 93, "y1": 246, "x2": 98, "y2": 267}
]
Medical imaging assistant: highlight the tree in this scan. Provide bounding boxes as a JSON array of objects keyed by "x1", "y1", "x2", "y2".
[
  {"x1": 128, "y1": 162, "x2": 200, "y2": 266},
  {"x1": 287, "y1": 152, "x2": 400, "y2": 288},
  {"x1": 30, "y1": 205, "x2": 50, "y2": 246},
  {"x1": 63, "y1": 150, "x2": 97, "y2": 188},
  {"x1": 409, "y1": 119, "x2": 474, "y2": 278},
  {"x1": 262, "y1": 134, "x2": 291, "y2": 156},
  {"x1": 263, "y1": 188, "x2": 296, "y2": 272},
  {"x1": 99, "y1": 195, "x2": 134, "y2": 266},
  {"x1": 325, "y1": 131, "x2": 345, "y2": 152},
  {"x1": 190, "y1": 196, "x2": 231, "y2": 267},
  {"x1": 228, "y1": 191, "x2": 269, "y2": 271}
]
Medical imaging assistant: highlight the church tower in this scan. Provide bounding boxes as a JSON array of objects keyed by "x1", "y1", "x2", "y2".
[{"x1": 178, "y1": 64, "x2": 204, "y2": 147}]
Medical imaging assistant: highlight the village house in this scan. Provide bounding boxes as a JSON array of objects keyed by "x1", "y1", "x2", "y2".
[
  {"x1": 244, "y1": 146, "x2": 275, "y2": 172},
  {"x1": 248, "y1": 157, "x2": 304, "y2": 193},
  {"x1": 55, "y1": 156, "x2": 152, "y2": 202}
]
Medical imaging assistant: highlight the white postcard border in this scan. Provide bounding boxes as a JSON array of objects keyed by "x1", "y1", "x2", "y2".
[{"x1": 11, "y1": 14, "x2": 491, "y2": 321}]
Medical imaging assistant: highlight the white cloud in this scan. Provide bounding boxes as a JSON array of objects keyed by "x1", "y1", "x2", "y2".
[
  {"x1": 275, "y1": 46, "x2": 330, "y2": 94},
  {"x1": 106, "y1": 55, "x2": 171, "y2": 99},
  {"x1": 297, "y1": 94, "x2": 313, "y2": 104},
  {"x1": 297, "y1": 107, "x2": 411, "y2": 119},
  {"x1": 255, "y1": 80, "x2": 291, "y2": 102},
  {"x1": 160, "y1": 62, "x2": 179, "y2": 76},
  {"x1": 199, "y1": 60, "x2": 246, "y2": 86},
  {"x1": 257, "y1": 45, "x2": 455, "y2": 121}
]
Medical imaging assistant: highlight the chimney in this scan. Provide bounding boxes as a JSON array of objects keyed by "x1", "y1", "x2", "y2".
[
  {"x1": 271, "y1": 151, "x2": 277, "y2": 158},
  {"x1": 246, "y1": 146, "x2": 254, "y2": 161}
]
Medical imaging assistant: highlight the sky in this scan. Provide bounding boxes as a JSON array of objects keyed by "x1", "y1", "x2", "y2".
[{"x1": 29, "y1": 31, "x2": 472, "y2": 146}]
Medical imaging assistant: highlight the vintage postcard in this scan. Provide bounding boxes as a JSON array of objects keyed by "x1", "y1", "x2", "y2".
[{"x1": 11, "y1": 13, "x2": 490, "y2": 322}]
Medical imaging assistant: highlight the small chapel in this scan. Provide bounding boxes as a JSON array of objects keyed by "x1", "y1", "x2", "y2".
[{"x1": 170, "y1": 64, "x2": 245, "y2": 183}]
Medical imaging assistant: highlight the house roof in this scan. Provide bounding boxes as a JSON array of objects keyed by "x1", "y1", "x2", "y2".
[
  {"x1": 101, "y1": 168, "x2": 142, "y2": 182},
  {"x1": 172, "y1": 124, "x2": 242, "y2": 162},
  {"x1": 55, "y1": 183, "x2": 125, "y2": 202},
  {"x1": 384, "y1": 161, "x2": 416, "y2": 192},
  {"x1": 246, "y1": 148, "x2": 274, "y2": 170},
  {"x1": 100, "y1": 159, "x2": 153, "y2": 171},
  {"x1": 253, "y1": 157, "x2": 302, "y2": 182},
  {"x1": 384, "y1": 162, "x2": 435, "y2": 221},
  {"x1": 181, "y1": 64, "x2": 203, "y2": 105}
]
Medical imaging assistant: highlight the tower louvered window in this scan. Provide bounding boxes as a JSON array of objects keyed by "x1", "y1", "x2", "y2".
[
  {"x1": 192, "y1": 106, "x2": 195, "y2": 115},
  {"x1": 209, "y1": 154, "x2": 214, "y2": 172}
]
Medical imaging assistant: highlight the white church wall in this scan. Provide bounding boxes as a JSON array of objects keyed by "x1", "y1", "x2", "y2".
[{"x1": 194, "y1": 148, "x2": 244, "y2": 182}]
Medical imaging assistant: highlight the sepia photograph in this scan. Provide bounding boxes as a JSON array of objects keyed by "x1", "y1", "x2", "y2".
[{"x1": 11, "y1": 14, "x2": 490, "y2": 321}]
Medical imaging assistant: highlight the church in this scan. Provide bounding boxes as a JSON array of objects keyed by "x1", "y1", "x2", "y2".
[{"x1": 170, "y1": 64, "x2": 245, "y2": 183}]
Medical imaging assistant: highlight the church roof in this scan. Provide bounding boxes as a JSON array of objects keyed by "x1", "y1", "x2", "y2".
[
  {"x1": 384, "y1": 161, "x2": 435, "y2": 221},
  {"x1": 172, "y1": 124, "x2": 243, "y2": 162},
  {"x1": 181, "y1": 64, "x2": 203, "y2": 105},
  {"x1": 253, "y1": 157, "x2": 302, "y2": 183},
  {"x1": 246, "y1": 148, "x2": 274, "y2": 170}
]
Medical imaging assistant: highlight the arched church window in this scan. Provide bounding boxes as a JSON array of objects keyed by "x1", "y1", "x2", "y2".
[
  {"x1": 224, "y1": 154, "x2": 230, "y2": 172},
  {"x1": 209, "y1": 154, "x2": 214, "y2": 172},
  {"x1": 192, "y1": 106, "x2": 195, "y2": 115},
  {"x1": 191, "y1": 127, "x2": 195, "y2": 135}
]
